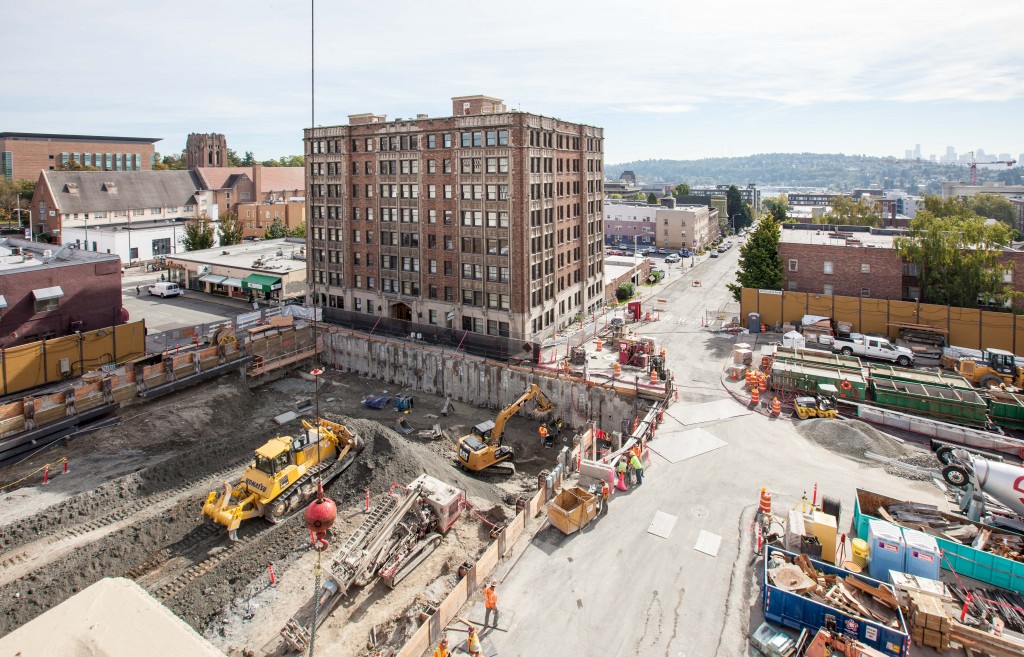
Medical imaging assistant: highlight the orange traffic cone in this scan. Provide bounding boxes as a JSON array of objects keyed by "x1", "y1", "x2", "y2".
[
  {"x1": 614, "y1": 362, "x2": 622, "y2": 377},
  {"x1": 596, "y1": 339, "x2": 603, "y2": 352},
  {"x1": 745, "y1": 370, "x2": 754, "y2": 388},
  {"x1": 751, "y1": 387, "x2": 760, "y2": 406},
  {"x1": 650, "y1": 369, "x2": 658, "y2": 384},
  {"x1": 771, "y1": 397, "x2": 781, "y2": 416},
  {"x1": 759, "y1": 488, "x2": 772, "y2": 515},
  {"x1": 758, "y1": 375, "x2": 767, "y2": 393}
]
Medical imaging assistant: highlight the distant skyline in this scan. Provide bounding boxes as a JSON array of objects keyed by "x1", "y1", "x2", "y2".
[{"x1": 2, "y1": 1, "x2": 1022, "y2": 166}]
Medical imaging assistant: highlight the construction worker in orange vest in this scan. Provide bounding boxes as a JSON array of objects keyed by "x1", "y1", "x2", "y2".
[
  {"x1": 600, "y1": 480, "x2": 610, "y2": 514},
  {"x1": 538, "y1": 423, "x2": 548, "y2": 445},
  {"x1": 433, "y1": 638, "x2": 449, "y2": 657},
  {"x1": 483, "y1": 581, "x2": 499, "y2": 627}
]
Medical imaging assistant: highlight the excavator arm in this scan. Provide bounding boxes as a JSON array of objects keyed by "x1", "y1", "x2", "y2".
[{"x1": 491, "y1": 384, "x2": 553, "y2": 444}]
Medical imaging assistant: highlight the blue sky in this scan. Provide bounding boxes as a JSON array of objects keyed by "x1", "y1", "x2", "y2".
[{"x1": 3, "y1": 1, "x2": 1022, "y2": 164}]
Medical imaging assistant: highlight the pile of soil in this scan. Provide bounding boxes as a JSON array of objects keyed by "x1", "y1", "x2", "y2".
[{"x1": 795, "y1": 418, "x2": 937, "y2": 481}]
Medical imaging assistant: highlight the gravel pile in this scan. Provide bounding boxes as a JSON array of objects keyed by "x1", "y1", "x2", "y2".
[{"x1": 796, "y1": 418, "x2": 938, "y2": 481}]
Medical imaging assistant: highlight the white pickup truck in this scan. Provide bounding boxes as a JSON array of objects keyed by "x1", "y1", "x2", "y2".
[{"x1": 832, "y1": 334, "x2": 915, "y2": 367}]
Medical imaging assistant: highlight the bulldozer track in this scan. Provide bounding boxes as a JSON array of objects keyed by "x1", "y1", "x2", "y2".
[
  {"x1": 0, "y1": 458, "x2": 250, "y2": 564},
  {"x1": 152, "y1": 513, "x2": 306, "y2": 602}
]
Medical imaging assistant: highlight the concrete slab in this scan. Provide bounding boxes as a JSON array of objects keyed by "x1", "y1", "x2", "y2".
[
  {"x1": 695, "y1": 530, "x2": 722, "y2": 557},
  {"x1": 647, "y1": 511, "x2": 677, "y2": 538},
  {"x1": 273, "y1": 411, "x2": 298, "y2": 425},
  {"x1": 676, "y1": 399, "x2": 751, "y2": 425},
  {"x1": 649, "y1": 427, "x2": 727, "y2": 463}
]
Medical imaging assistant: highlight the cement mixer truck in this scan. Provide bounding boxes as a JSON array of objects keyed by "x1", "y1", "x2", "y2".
[{"x1": 937, "y1": 445, "x2": 1024, "y2": 532}]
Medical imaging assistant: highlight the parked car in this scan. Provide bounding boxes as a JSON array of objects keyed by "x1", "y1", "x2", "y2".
[
  {"x1": 148, "y1": 282, "x2": 183, "y2": 298},
  {"x1": 709, "y1": 251, "x2": 719, "y2": 258},
  {"x1": 717, "y1": 246, "x2": 727, "y2": 253},
  {"x1": 679, "y1": 249, "x2": 692, "y2": 257},
  {"x1": 832, "y1": 334, "x2": 914, "y2": 367},
  {"x1": 665, "y1": 253, "x2": 681, "y2": 263}
]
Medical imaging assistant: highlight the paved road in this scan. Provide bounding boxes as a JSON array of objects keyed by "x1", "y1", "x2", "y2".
[
  {"x1": 480, "y1": 246, "x2": 946, "y2": 657},
  {"x1": 120, "y1": 269, "x2": 246, "y2": 334}
]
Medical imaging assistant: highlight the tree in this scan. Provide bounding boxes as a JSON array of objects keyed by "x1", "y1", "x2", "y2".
[
  {"x1": 727, "y1": 217, "x2": 783, "y2": 301},
  {"x1": 242, "y1": 151, "x2": 256, "y2": 166},
  {"x1": 646, "y1": 192, "x2": 659, "y2": 205},
  {"x1": 56, "y1": 159, "x2": 99, "y2": 172},
  {"x1": 288, "y1": 221, "x2": 306, "y2": 238},
  {"x1": 609, "y1": 194, "x2": 622, "y2": 199},
  {"x1": 264, "y1": 218, "x2": 289, "y2": 239},
  {"x1": 217, "y1": 211, "x2": 244, "y2": 246},
  {"x1": 226, "y1": 149, "x2": 244, "y2": 167},
  {"x1": 822, "y1": 195, "x2": 880, "y2": 227},
  {"x1": 0, "y1": 178, "x2": 35, "y2": 225},
  {"x1": 182, "y1": 213, "x2": 215, "y2": 251},
  {"x1": 763, "y1": 196, "x2": 789, "y2": 223},
  {"x1": 615, "y1": 282, "x2": 635, "y2": 301},
  {"x1": 726, "y1": 185, "x2": 753, "y2": 230},
  {"x1": 631, "y1": 192, "x2": 647, "y2": 202},
  {"x1": 672, "y1": 183, "x2": 691, "y2": 199},
  {"x1": 894, "y1": 209, "x2": 1014, "y2": 308},
  {"x1": 967, "y1": 195, "x2": 1016, "y2": 225},
  {"x1": 161, "y1": 151, "x2": 187, "y2": 170}
]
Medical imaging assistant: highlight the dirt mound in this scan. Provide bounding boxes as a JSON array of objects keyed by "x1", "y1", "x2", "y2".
[{"x1": 795, "y1": 418, "x2": 937, "y2": 481}]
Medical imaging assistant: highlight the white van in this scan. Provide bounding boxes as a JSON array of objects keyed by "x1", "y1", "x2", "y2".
[{"x1": 148, "y1": 282, "x2": 183, "y2": 298}]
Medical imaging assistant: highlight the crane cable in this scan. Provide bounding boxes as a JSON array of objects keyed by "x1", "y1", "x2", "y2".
[{"x1": 307, "y1": 2, "x2": 321, "y2": 657}]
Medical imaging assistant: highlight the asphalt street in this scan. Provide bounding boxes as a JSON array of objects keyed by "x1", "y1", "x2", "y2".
[{"x1": 480, "y1": 246, "x2": 947, "y2": 657}]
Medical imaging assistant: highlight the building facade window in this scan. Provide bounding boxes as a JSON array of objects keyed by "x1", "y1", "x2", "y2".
[{"x1": 788, "y1": 259, "x2": 798, "y2": 272}]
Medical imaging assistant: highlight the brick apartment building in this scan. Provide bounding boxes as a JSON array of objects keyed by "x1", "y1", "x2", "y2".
[
  {"x1": 304, "y1": 95, "x2": 605, "y2": 341},
  {"x1": 1, "y1": 132, "x2": 159, "y2": 181},
  {"x1": 780, "y1": 226, "x2": 1024, "y2": 308},
  {"x1": 604, "y1": 200, "x2": 718, "y2": 252},
  {"x1": 0, "y1": 238, "x2": 123, "y2": 347}
]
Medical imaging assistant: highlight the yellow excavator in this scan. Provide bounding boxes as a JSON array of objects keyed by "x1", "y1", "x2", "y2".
[
  {"x1": 457, "y1": 384, "x2": 554, "y2": 475},
  {"x1": 202, "y1": 417, "x2": 362, "y2": 540}
]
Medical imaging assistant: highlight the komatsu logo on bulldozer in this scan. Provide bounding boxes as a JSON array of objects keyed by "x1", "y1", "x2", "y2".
[{"x1": 246, "y1": 478, "x2": 267, "y2": 493}]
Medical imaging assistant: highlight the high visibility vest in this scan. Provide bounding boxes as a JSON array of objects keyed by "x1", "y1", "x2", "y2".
[
  {"x1": 617, "y1": 459, "x2": 627, "y2": 473},
  {"x1": 434, "y1": 647, "x2": 448, "y2": 657},
  {"x1": 467, "y1": 633, "x2": 481, "y2": 653},
  {"x1": 485, "y1": 587, "x2": 498, "y2": 609},
  {"x1": 539, "y1": 425, "x2": 548, "y2": 437},
  {"x1": 630, "y1": 454, "x2": 643, "y2": 471}
]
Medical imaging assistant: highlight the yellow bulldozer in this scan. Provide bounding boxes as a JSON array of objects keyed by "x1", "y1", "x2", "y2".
[
  {"x1": 946, "y1": 348, "x2": 1024, "y2": 389},
  {"x1": 457, "y1": 384, "x2": 554, "y2": 475},
  {"x1": 202, "y1": 417, "x2": 362, "y2": 540}
]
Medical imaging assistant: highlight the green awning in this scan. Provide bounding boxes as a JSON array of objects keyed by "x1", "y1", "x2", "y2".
[{"x1": 242, "y1": 273, "x2": 282, "y2": 292}]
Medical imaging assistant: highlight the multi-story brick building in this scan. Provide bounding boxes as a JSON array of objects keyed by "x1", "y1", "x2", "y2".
[
  {"x1": 185, "y1": 133, "x2": 228, "y2": 169},
  {"x1": 1, "y1": 132, "x2": 160, "y2": 181},
  {"x1": 780, "y1": 230, "x2": 904, "y2": 299},
  {"x1": 304, "y1": 95, "x2": 605, "y2": 342},
  {"x1": 690, "y1": 183, "x2": 760, "y2": 212},
  {"x1": 603, "y1": 200, "x2": 718, "y2": 252}
]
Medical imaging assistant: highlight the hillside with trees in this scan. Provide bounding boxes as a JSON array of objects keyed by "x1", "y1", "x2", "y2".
[{"x1": 606, "y1": 153, "x2": 1023, "y2": 194}]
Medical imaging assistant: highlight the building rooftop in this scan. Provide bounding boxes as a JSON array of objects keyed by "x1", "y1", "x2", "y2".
[
  {"x1": 166, "y1": 238, "x2": 307, "y2": 275},
  {"x1": 41, "y1": 170, "x2": 201, "y2": 215},
  {"x1": 780, "y1": 228, "x2": 897, "y2": 248},
  {"x1": 0, "y1": 237, "x2": 120, "y2": 272},
  {"x1": 0, "y1": 132, "x2": 161, "y2": 144},
  {"x1": 193, "y1": 166, "x2": 305, "y2": 195}
]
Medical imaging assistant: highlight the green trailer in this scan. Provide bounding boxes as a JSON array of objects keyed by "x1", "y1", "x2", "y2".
[
  {"x1": 768, "y1": 360, "x2": 867, "y2": 400},
  {"x1": 771, "y1": 346, "x2": 863, "y2": 372},
  {"x1": 868, "y1": 378, "x2": 990, "y2": 427},
  {"x1": 986, "y1": 390, "x2": 1024, "y2": 430},
  {"x1": 867, "y1": 364, "x2": 974, "y2": 391}
]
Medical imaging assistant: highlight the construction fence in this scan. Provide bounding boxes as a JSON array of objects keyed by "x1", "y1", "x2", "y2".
[
  {"x1": 740, "y1": 288, "x2": 1024, "y2": 353},
  {"x1": 0, "y1": 321, "x2": 146, "y2": 397}
]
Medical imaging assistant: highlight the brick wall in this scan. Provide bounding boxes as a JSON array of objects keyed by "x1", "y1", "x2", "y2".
[
  {"x1": 0, "y1": 137, "x2": 155, "y2": 181},
  {"x1": 779, "y1": 243, "x2": 903, "y2": 299}
]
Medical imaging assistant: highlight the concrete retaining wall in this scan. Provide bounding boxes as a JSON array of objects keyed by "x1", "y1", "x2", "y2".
[{"x1": 320, "y1": 328, "x2": 638, "y2": 434}]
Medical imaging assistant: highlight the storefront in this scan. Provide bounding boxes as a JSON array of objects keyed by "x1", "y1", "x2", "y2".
[{"x1": 241, "y1": 273, "x2": 282, "y2": 301}]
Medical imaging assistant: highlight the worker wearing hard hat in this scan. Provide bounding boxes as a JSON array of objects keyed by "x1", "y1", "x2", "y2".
[
  {"x1": 433, "y1": 638, "x2": 449, "y2": 657},
  {"x1": 484, "y1": 581, "x2": 499, "y2": 627}
]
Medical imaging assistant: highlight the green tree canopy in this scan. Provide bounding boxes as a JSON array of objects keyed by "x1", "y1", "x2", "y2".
[
  {"x1": 822, "y1": 195, "x2": 879, "y2": 226},
  {"x1": 0, "y1": 178, "x2": 35, "y2": 225},
  {"x1": 967, "y1": 194, "x2": 1016, "y2": 225},
  {"x1": 672, "y1": 183, "x2": 691, "y2": 198},
  {"x1": 763, "y1": 196, "x2": 789, "y2": 223},
  {"x1": 242, "y1": 151, "x2": 256, "y2": 166},
  {"x1": 182, "y1": 214, "x2": 215, "y2": 251},
  {"x1": 288, "y1": 221, "x2": 306, "y2": 238},
  {"x1": 894, "y1": 208, "x2": 1015, "y2": 308},
  {"x1": 726, "y1": 185, "x2": 753, "y2": 230},
  {"x1": 159, "y1": 151, "x2": 187, "y2": 170},
  {"x1": 646, "y1": 192, "x2": 659, "y2": 204},
  {"x1": 631, "y1": 192, "x2": 647, "y2": 202},
  {"x1": 261, "y1": 155, "x2": 305, "y2": 167},
  {"x1": 264, "y1": 218, "x2": 289, "y2": 239},
  {"x1": 226, "y1": 149, "x2": 244, "y2": 167},
  {"x1": 727, "y1": 217, "x2": 783, "y2": 301},
  {"x1": 217, "y1": 211, "x2": 244, "y2": 246}
]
